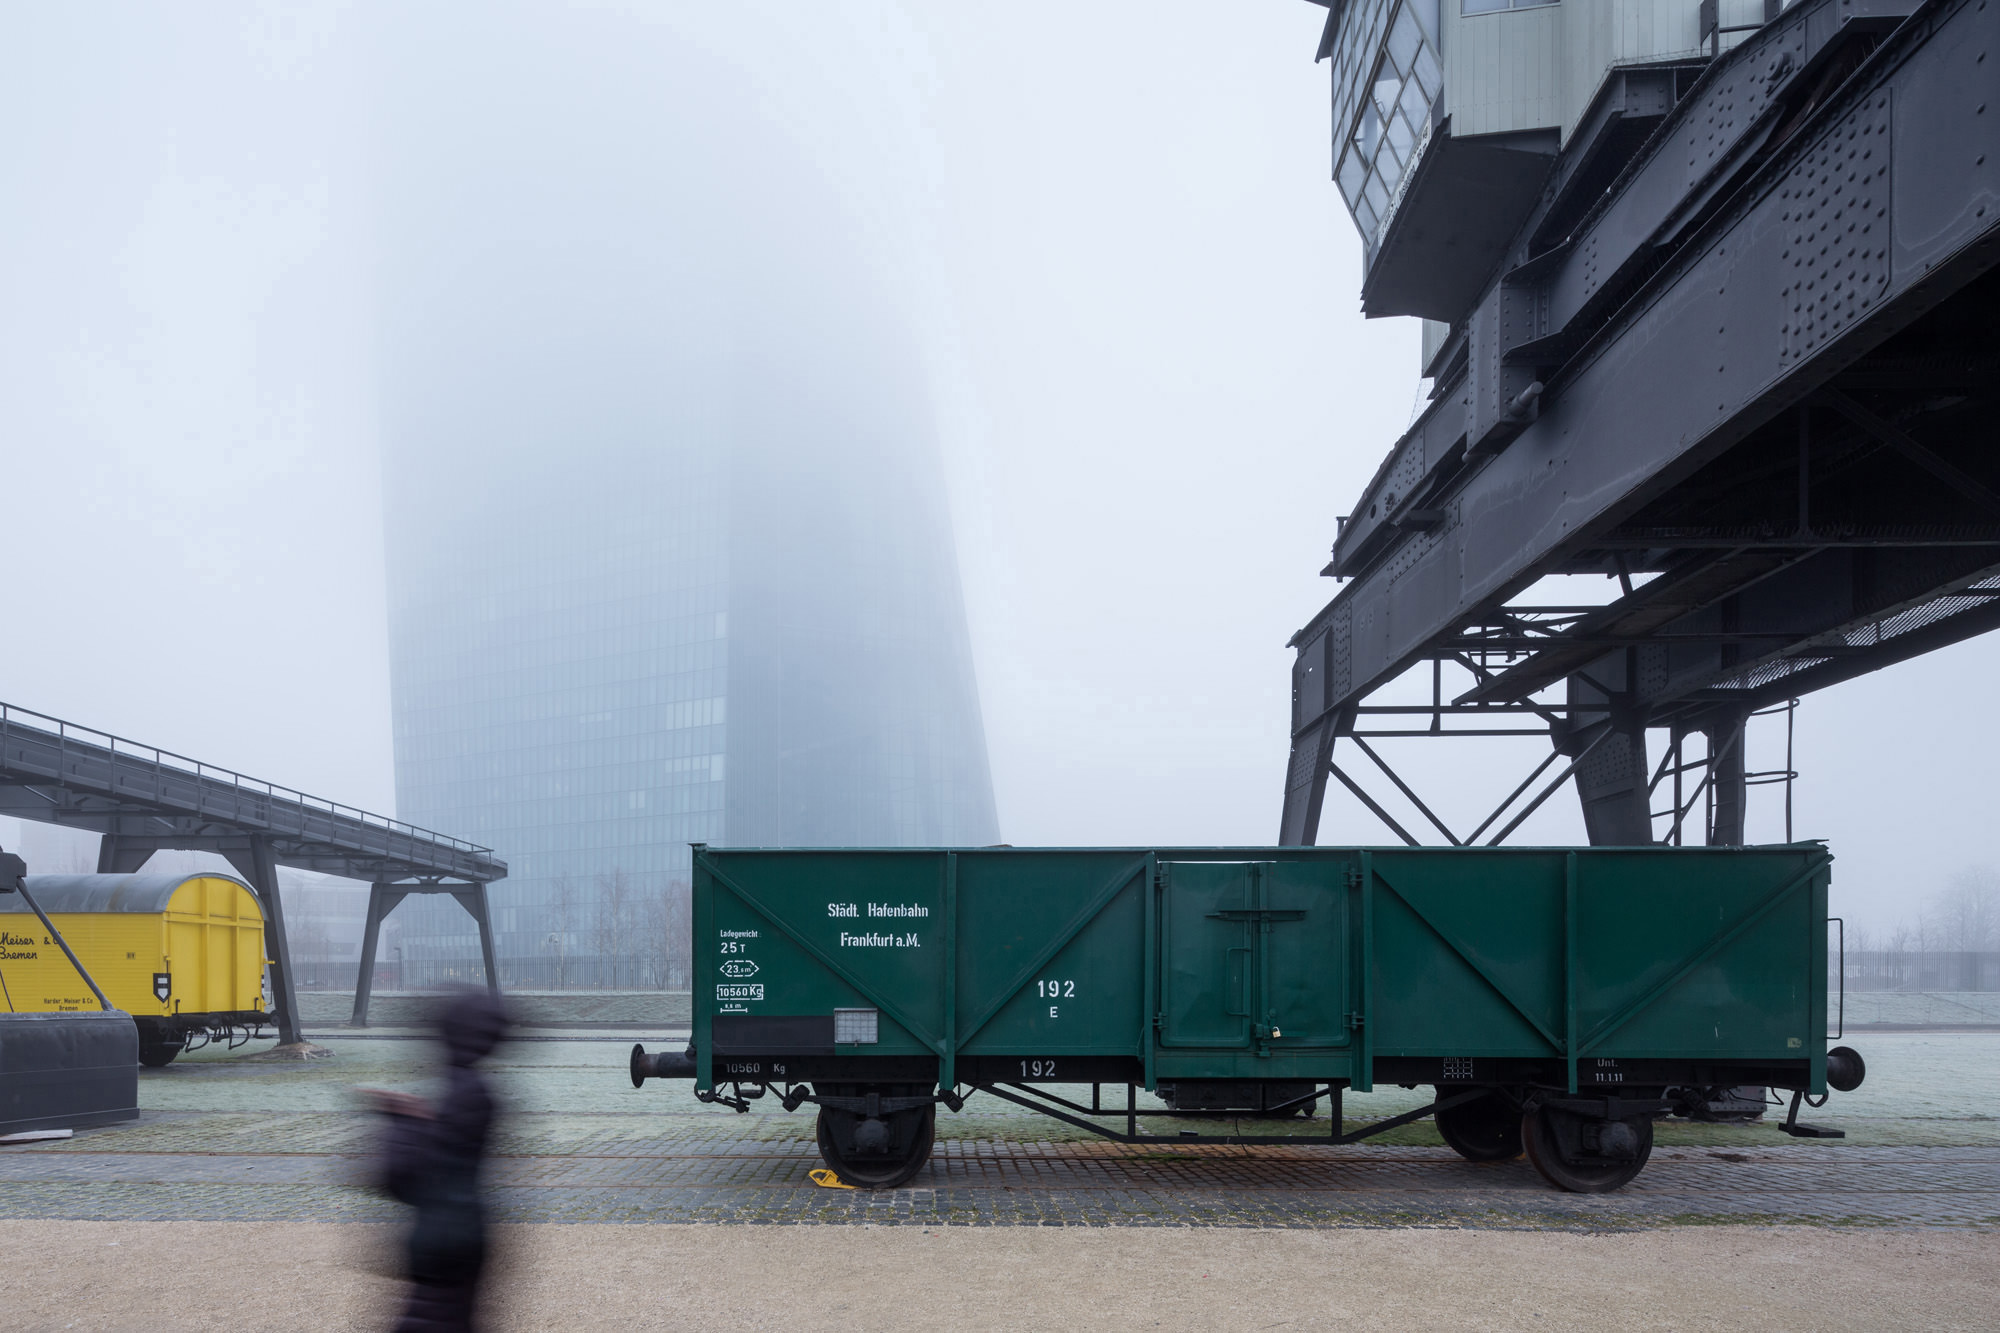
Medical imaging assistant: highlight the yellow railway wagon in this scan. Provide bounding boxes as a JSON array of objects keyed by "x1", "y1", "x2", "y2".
[{"x1": 0, "y1": 873, "x2": 271, "y2": 1065}]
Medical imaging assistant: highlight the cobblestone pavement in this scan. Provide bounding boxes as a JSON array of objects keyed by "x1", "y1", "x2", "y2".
[{"x1": 2, "y1": 1033, "x2": 1994, "y2": 1228}]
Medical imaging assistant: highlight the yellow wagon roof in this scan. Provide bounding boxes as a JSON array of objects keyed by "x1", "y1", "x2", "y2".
[{"x1": 0, "y1": 872, "x2": 260, "y2": 916}]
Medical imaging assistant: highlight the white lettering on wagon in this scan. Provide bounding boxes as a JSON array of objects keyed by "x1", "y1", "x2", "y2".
[
  {"x1": 839, "y1": 931, "x2": 921, "y2": 948},
  {"x1": 867, "y1": 902, "x2": 930, "y2": 918},
  {"x1": 716, "y1": 983, "x2": 764, "y2": 1001}
]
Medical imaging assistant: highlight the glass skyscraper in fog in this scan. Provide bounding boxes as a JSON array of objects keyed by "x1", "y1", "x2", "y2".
[{"x1": 371, "y1": 8, "x2": 997, "y2": 986}]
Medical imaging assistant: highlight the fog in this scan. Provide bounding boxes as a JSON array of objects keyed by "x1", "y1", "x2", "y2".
[{"x1": 2, "y1": 2, "x2": 1995, "y2": 941}]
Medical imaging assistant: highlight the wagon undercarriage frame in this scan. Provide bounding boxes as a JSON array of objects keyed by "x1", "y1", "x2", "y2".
[{"x1": 966, "y1": 1078, "x2": 1461, "y2": 1148}]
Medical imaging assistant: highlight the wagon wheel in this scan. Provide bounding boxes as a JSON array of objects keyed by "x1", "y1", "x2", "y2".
[
  {"x1": 1521, "y1": 1104, "x2": 1653, "y2": 1193},
  {"x1": 137, "y1": 1039, "x2": 184, "y2": 1068},
  {"x1": 814, "y1": 1103, "x2": 936, "y2": 1189},
  {"x1": 1432, "y1": 1088, "x2": 1523, "y2": 1162}
]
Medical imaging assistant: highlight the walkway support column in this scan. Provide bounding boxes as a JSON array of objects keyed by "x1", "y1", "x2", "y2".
[
  {"x1": 450, "y1": 884, "x2": 502, "y2": 997},
  {"x1": 350, "y1": 881, "x2": 501, "y2": 1026},
  {"x1": 351, "y1": 883, "x2": 410, "y2": 1028},
  {"x1": 227, "y1": 835, "x2": 304, "y2": 1046},
  {"x1": 94, "y1": 835, "x2": 153, "y2": 875}
]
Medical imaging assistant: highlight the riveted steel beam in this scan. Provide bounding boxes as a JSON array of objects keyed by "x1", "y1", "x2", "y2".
[{"x1": 1284, "y1": 0, "x2": 2000, "y2": 843}]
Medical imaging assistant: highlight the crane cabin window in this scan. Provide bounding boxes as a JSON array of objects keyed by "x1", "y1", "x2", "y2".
[{"x1": 1332, "y1": 0, "x2": 1443, "y2": 250}]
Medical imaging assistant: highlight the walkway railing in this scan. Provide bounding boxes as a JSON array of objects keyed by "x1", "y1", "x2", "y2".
[{"x1": 0, "y1": 700, "x2": 502, "y2": 882}]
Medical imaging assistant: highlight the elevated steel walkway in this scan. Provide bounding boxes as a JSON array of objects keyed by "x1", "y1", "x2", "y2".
[{"x1": 0, "y1": 701, "x2": 506, "y2": 1042}]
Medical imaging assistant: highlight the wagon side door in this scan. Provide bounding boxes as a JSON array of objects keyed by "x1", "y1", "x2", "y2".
[{"x1": 1156, "y1": 860, "x2": 1350, "y2": 1050}]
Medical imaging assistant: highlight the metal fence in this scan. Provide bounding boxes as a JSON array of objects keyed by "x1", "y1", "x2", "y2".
[
  {"x1": 1839, "y1": 951, "x2": 2000, "y2": 992},
  {"x1": 294, "y1": 955, "x2": 691, "y2": 992}
]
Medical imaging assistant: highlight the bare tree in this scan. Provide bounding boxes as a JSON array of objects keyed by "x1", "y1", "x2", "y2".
[
  {"x1": 1884, "y1": 924, "x2": 1914, "y2": 989},
  {"x1": 636, "y1": 882, "x2": 669, "y2": 990},
  {"x1": 664, "y1": 877, "x2": 691, "y2": 990},
  {"x1": 550, "y1": 872, "x2": 581, "y2": 989},
  {"x1": 592, "y1": 868, "x2": 633, "y2": 989},
  {"x1": 624, "y1": 876, "x2": 698, "y2": 990},
  {"x1": 1926, "y1": 866, "x2": 1999, "y2": 954},
  {"x1": 285, "y1": 879, "x2": 332, "y2": 990}
]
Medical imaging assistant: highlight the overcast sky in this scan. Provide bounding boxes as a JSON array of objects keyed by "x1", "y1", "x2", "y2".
[{"x1": 1, "y1": 2, "x2": 1993, "y2": 933}]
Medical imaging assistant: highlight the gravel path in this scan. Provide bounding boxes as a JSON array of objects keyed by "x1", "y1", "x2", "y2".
[{"x1": 2, "y1": 1221, "x2": 1994, "y2": 1331}]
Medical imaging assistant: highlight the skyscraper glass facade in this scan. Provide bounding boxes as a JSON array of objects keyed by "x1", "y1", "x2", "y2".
[{"x1": 370, "y1": 8, "x2": 998, "y2": 987}]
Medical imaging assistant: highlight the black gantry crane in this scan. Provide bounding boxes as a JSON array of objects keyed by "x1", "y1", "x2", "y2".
[{"x1": 1285, "y1": 0, "x2": 2000, "y2": 850}]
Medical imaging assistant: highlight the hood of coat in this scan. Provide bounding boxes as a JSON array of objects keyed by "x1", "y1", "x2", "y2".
[{"x1": 436, "y1": 986, "x2": 508, "y2": 1066}]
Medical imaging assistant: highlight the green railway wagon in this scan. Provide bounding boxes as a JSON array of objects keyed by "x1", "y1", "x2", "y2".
[{"x1": 631, "y1": 844, "x2": 1867, "y2": 1191}]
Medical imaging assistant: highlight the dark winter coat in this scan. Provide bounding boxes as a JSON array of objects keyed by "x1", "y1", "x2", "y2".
[{"x1": 380, "y1": 988, "x2": 507, "y2": 1333}]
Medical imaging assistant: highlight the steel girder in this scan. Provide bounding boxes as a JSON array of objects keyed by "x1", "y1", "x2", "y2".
[
  {"x1": 0, "y1": 704, "x2": 504, "y2": 883},
  {"x1": 1282, "y1": 0, "x2": 2000, "y2": 844}
]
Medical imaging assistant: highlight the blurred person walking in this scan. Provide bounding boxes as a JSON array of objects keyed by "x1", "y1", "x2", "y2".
[{"x1": 368, "y1": 988, "x2": 508, "y2": 1332}]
